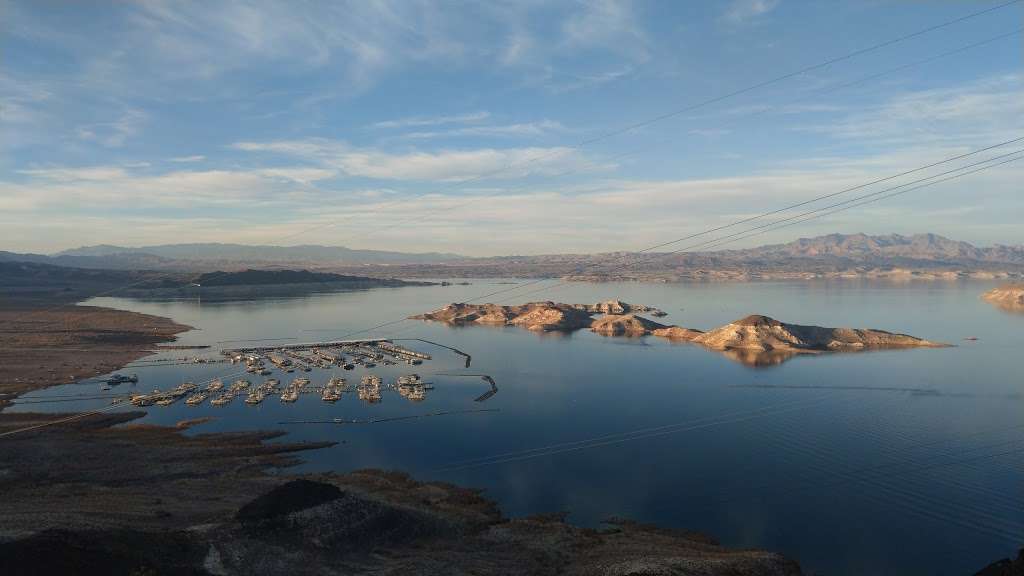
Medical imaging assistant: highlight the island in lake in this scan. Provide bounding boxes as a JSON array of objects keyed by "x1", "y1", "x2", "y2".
[
  {"x1": 411, "y1": 300, "x2": 949, "y2": 366},
  {"x1": 982, "y1": 284, "x2": 1024, "y2": 312}
]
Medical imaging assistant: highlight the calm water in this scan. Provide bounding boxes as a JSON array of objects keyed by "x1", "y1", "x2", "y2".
[{"x1": 14, "y1": 280, "x2": 1024, "y2": 575}]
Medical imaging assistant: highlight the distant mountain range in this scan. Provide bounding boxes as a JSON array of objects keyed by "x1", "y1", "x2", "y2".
[
  {"x1": 57, "y1": 243, "x2": 463, "y2": 263},
  {"x1": 0, "y1": 243, "x2": 464, "y2": 271},
  {"x1": 728, "y1": 233, "x2": 1024, "y2": 263},
  {"x1": 2, "y1": 234, "x2": 1023, "y2": 280}
]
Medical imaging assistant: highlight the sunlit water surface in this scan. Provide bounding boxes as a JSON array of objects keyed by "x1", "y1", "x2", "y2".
[{"x1": 14, "y1": 279, "x2": 1023, "y2": 576}]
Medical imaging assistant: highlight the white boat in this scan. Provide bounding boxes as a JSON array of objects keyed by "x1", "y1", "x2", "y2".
[
  {"x1": 210, "y1": 393, "x2": 234, "y2": 406},
  {"x1": 245, "y1": 390, "x2": 266, "y2": 405},
  {"x1": 185, "y1": 391, "x2": 209, "y2": 406}
]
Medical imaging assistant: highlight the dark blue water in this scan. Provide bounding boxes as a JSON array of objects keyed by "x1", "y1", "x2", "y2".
[{"x1": 13, "y1": 280, "x2": 1023, "y2": 575}]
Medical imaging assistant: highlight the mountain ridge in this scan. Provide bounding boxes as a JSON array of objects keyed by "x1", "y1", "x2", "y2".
[
  {"x1": 56, "y1": 242, "x2": 464, "y2": 263},
  {"x1": 4, "y1": 233, "x2": 1023, "y2": 279}
]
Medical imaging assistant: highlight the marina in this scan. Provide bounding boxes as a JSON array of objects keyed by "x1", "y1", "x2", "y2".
[{"x1": 106, "y1": 339, "x2": 459, "y2": 409}]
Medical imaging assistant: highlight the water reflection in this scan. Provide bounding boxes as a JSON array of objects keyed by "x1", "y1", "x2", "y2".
[{"x1": 716, "y1": 348, "x2": 803, "y2": 367}]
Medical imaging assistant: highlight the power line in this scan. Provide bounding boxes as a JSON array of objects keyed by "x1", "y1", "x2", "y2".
[
  {"x1": 693, "y1": 153, "x2": 1024, "y2": 253},
  {"x1": 11, "y1": 15, "x2": 1018, "y2": 329},
  {"x1": 317, "y1": 27, "x2": 1023, "y2": 252},
  {"x1": 496, "y1": 147, "x2": 1024, "y2": 303},
  {"x1": 311, "y1": 137, "x2": 1024, "y2": 339},
  {"x1": 266, "y1": 2, "x2": 1021, "y2": 246}
]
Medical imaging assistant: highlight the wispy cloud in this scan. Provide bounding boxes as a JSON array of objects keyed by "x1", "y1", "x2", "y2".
[
  {"x1": 722, "y1": 0, "x2": 780, "y2": 25},
  {"x1": 398, "y1": 120, "x2": 567, "y2": 140},
  {"x1": 233, "y1": 138, "x2": 602, "y2": 181},
  {"x1": 371, "y1": 111, "x2": 490, "y2": 129},
  {"x1": 561, "y1": 0, "x2": 649, "y2": 62},
  {"x1": 5, "y1": 139, "x2": 1021, "y2": 254},
  {"x1": 169, "y1": 155, "x2": 206, "y2": 163},
  {"x1": 3, "y1": 163, "x2": 337, "y2": 212},
  {"x1": 75, "y1": 108, "x2": 147, "y2": 147},
  {"x1": 796, "y1": 74, "x2": 1024, "y2": 145}
]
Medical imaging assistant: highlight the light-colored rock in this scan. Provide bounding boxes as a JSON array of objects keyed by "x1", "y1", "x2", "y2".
[
  {"x1": 575, "y1": 300, "x2": 668, "y2": 317},
  {"x1": 691, "y1": 315, "x2": 948, "y2": 353},
  {"x1": 651, "y1": 326, "x2": 705, "y2": 341},
  {"x1": 590, "y1": 314, "x2": 669, "y2": 336},
  {"x1": 982, "y1": 284, "x2": 1024, "y2": 311}
]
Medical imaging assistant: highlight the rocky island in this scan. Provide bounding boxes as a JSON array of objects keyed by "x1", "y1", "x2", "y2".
[
  {"x1": 410, "y1": 300, "x2": 664, "y2": 332},
  {"x1": 982, "y1": 284, "x2": 1024, "y2": 312},
  {"x1": 412, "y1": 301, "x2": 949, "y2": 365}
]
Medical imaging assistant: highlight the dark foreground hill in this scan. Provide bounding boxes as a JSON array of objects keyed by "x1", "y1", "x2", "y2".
[
  {"x1": 0, "y1": 261, "x2": 432, "y2": 305},
  {"x1": 0, "y1": 412, "x2": 803, "y2": 576}
]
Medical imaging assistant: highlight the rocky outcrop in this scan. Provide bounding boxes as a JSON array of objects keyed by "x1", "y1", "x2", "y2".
[
  {"x1": 411, "y1": 301, "x2": 651, "y2": 332},
  {"x1": 575, "y1": 299, "x2": 667, "y2": 317},
  {"x1": 651, "y1": 325, "x2": 706, "y2": 340},
  {"x1": 0, "y1": 475, "x2": 803, "y2": 576},
  {"x1": 983, "y1": 284, "x2": 1024, "y2": 311},
  {"x1": 690, "y1": 315, "x2": 948, "y2": 353},
  {"x1": 508, "y1": 304, "x2": 594, "y2": 332},
  {"x1": 590, "y1": 314, "x2": 670, "y2": 336}
]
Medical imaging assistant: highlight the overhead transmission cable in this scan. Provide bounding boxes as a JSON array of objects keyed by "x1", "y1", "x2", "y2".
[
  {"x1": 9, "y1": 8, "x2": 1015, "y2": 323},
  {"x1": 494, "y1": 146, "x2": 1024, "y2": 303},
  {"x1": 265, "y1": 2, "x2": 1021, "y2": 246},
  {"x1": 308, "y1": 137, "x2": 1024, "y2": 340}
]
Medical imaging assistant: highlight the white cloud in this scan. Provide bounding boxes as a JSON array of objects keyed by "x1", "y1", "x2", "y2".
[
  {"x1": 4, "y1": 140, "x2": 1021, "y2": 254},
  {"x1": 233, "y1": 138, "x2": 602, "y2": 181},
  {"x1": 75, "y1": 108, "x2": 147, "y2": 147},
  {"x1": 689, "y1": 128, "x2": 731, "y2": 138},
  {"x1": 18, "y1": 166, "x2": 129, "y2": 181},
  {"x1": 723, "y1": 0, "x2": 780, "y2": 25},
  {"x1": 798, "y1": 74, "x2": 1024, "y2": 146},
  {"x1": 169, "y1": 155, "x2": 206, "y2": 163},
  {"x1": 372, "y1": 111, "x2": 490, "y2": 129},
  {"x1": 398, "y1": 120, "x2": 566, "y2": 140},
  {"x1": 561, "y1": 0, "x2": 649, "y2": 63},
  {"x1": 2, "y1": 164, "x2": 337, "y2": 212}
]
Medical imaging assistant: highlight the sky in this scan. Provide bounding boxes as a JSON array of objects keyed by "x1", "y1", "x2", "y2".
[{"x1": 2, "y1": 0, "x2": 1022, "y2": 256}]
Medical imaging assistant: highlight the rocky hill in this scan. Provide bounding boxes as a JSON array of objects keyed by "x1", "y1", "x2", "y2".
[
  {"x1": 590, "y1": 314, "x2": 670, "y2": 336},
  {"x1": 411, "y1": 301, "x2": 597, "y2": 332},
  {"x1": 688, "y1": 314, "x2": 947, "y2": 352}
]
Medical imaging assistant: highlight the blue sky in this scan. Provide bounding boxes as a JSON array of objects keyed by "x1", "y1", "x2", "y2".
[{"x1": 2, "y1": 0, "x2": 1021, "y2": 255}]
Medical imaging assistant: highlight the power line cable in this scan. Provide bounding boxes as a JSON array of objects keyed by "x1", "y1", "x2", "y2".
[
  {"x1": 11, "y1": 19, "x2": 1018, "y2": 329},
  {"x1": 265, "y1": 2, "x2": 1021, "y2": 246},
  {"x1": 496, "y1": 147, "x2": 1024, "y2": 302},
  {"x1": 297, "y1": 27, "x2": 1023, "y2": 254},
  {"x1": 310, "y1": 137, "x2": 1024, "y2": 339}
]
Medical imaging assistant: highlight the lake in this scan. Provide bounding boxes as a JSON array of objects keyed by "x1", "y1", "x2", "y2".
[{"x1": 13, "y1": 279, "x2": 1024, "y2": 575}]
